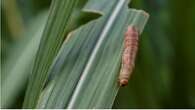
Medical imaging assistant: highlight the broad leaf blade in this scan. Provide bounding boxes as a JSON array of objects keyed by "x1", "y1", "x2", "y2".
[
  {"x1": 23, "y1": 0, "x2": 100, "y2": 108},
  {"x1": 37, "y1": 0, "x2": 149, "y2": 109}
]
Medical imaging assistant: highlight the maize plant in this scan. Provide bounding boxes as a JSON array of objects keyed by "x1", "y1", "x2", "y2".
[{"x1": 2, "y1": 0, "x2": 194, "y2": 109}]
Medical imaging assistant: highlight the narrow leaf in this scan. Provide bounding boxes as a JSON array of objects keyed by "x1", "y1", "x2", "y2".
[{"x1": 1, "y1": 11, "x2": 47, "y2": 108}]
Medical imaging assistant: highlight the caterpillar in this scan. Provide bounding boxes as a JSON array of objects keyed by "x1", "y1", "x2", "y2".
[{"x1": 119, "y1": 26, "x2": 139, "y2": 86}]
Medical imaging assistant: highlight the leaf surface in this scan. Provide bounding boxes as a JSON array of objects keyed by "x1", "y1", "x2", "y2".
[
  {"x1": 23, "y1": 0, "x2": 100, "y2": 108},
  {"x1": 37, "y1": 0, "x2": 149, "y2": 108}
]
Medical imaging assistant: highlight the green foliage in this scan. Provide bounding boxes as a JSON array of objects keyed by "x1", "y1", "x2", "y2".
[
  {"x1": 1, "y1": 11, "x2": 48, "y2": 108},
  {"x1": 1, "y1": 0, "x2": 195, "y2": 109},
  {"x1": 35, "y1": 0, "x2": 148, "y2": 108},
  {"x1": 22, "y1": 0, "x2": 100, "y2": 108},
  {"x1": 22, "y1": 0, "x2": 148, "y2": 108}
]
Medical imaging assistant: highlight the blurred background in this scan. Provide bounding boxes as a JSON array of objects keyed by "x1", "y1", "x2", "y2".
[{"x1": 1, "y1": 0, "x2": 195, "y2": 108}]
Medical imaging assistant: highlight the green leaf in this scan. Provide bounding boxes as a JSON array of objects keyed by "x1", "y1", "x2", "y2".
[
  {"x1": 1, "y1": 11, "x2": 48, "y2": 108},
  {"x1": 22, "y1": 0, "x2": 101, "y2": 108},
  {"x1": 37, "y1": 0, "x2": 149, "y2": 108}
]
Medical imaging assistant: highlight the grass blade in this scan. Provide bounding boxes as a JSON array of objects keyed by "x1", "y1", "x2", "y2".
[
  {"x1": 67, "y1": 0, "x2": 127, "y2": 108},
  {"x1": 37, "y1": 0, "x2": 149, "y2": 108},
  {"x1": 22, "y1": 0, "x2": 100, "y2": 108},
  {"x1": 1, "y1": 11, "x2": 48, "y2": 108}
]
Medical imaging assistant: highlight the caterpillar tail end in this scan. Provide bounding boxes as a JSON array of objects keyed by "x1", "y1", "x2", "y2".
[{"x1": 119, "y1": 79, "x2": 128, "y2": 87}]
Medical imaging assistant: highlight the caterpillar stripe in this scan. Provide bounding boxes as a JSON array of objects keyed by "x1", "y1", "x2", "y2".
[{"x1": 119, "y1": 26, "x2": 139, "y2": 86}]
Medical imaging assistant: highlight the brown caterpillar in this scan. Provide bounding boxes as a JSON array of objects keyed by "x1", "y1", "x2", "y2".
[{"x1": 119, "y1": 26, "x2": 139, "y2": 86}]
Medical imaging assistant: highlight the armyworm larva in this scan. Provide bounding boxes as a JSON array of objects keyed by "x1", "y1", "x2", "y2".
[{"x1": 119, "y1": 26, "x2": 139, "y2": 86}]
